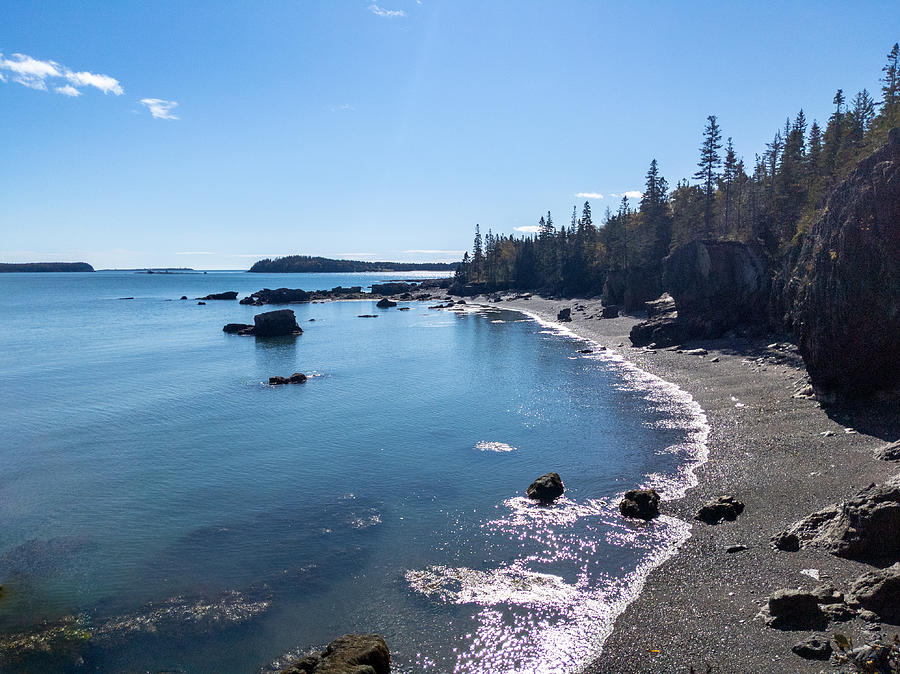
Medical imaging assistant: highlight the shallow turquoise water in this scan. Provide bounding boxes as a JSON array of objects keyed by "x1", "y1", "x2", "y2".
[{"x1": 0, "y1": 271, "x2": 706, "y2": 673}]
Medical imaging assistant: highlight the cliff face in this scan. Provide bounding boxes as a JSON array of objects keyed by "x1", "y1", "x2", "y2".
[{"x1": 785, "y1": 128, "x2": 900, "y2": 397}]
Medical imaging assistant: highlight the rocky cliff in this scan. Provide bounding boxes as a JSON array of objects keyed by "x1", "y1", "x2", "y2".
[{"x1": 783, "y1": 127, "x2": 900, "y2": 398}]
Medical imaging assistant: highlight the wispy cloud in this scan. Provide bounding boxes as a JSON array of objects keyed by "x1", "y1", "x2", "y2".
[
  {"x1": 175, "y1": 251, "x2": 216, "y2": 255},
  {"x1": 368, "y1": 3, "x2": 406, "y2": 17},
  {"x1": 140, "y1": 98, "x2": 179, "y2": 120},
  {"x1": 403, "y1": 249, "x2": 465, "y2": 255},
  {"x1": 329, "y1": 103, "x2": 355, "y2": 112},
  {"x1": 608, "y1": 190, "x2": 643, "y2": 199},
  {"x1": 0, "y1": 52, "x2": 123, "y2": 95},
  {"x1": 514, "y1": 225, "x2": 542, "y2": 233},
  {"x1": 55, "y1": 84, "x2": 81, "y2": 97},
  {"x1": 575, "y1": 192, "x2": 604, "y2": 199}
]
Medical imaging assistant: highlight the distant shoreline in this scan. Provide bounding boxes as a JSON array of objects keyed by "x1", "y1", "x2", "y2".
[
  {"x1": 0, "y1": 262, "x2": 94, "y2": 273},
  {"x1": 248, "y1": 254, "x2": 458, "y2": 273}
]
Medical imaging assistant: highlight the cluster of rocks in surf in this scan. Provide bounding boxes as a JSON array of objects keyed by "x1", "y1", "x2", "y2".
[{"x1": 280, "y1": 634, "x2": 390, "y2": 674}]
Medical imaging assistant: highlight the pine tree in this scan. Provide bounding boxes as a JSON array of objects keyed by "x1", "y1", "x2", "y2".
[
  {"x1": 472, "y1": 224, "x2": 484, "y2": 280},
  {"x1": 721, "y1": 138, "x2": 738, "y2": 236},
  {"x1": 881, "y1": 43, "x2": 899, "y2": 122},
  {"x1": 693, "y1": 115, "x2": 723, "y2": 238}
]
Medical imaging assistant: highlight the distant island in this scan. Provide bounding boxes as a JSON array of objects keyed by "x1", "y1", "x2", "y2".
[
  {"x1": 249, "y1": 255, "x2": 458, "y2": 273},
  {"x1": 0, "y1": 262, "x2": 94, "y2": 273}
]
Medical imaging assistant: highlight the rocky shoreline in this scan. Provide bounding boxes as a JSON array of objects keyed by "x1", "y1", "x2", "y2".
[{"x1": 471, "y1": 295, "x2": 899, "y2": 673}]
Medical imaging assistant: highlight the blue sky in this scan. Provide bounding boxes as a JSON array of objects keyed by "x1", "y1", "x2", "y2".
[{"x1": 1, "y1": 1, "x2": 896, "y2": 269}]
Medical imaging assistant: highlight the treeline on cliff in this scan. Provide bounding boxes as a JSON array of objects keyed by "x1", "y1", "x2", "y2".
[
  {"x1": 452, "y1": 43, "x2": 900, "y2": 311},
  {"x1": 249, "y1": 255, "x2": 458, "y2": 273},
  {"x1": 0, "y1": 262, "x2": 94, "y2": 272}
]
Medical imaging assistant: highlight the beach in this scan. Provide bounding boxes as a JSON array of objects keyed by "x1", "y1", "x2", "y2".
[{"x1": 478, "y1": 295, "x2": 899, "y2": 673}]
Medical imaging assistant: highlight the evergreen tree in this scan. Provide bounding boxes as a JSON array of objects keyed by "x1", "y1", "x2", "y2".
[
  {"x1": 881, "y1": 43, "x2": 899, "y2": 123},
  {"x1": 693, "y1": 115, "x2": 723, "y2": 237},
  {"x1": 721, "y1": 138, "x2": 738, "y2": 236}
]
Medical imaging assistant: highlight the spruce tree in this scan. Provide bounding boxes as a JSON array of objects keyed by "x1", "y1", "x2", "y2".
[{"x1": 693, "y1": 115, "x2": 723, "y2": 238}]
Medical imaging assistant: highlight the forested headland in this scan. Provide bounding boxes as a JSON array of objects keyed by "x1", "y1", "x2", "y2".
[
  {"x1": 249, "y1": 255, "x2": 458, "y2": 273},
  {"x1": 0, "y1": 262, "x2": 94, "y2": 272},
  {"x1": 452, "y1": 44, "x2": 900, "y2": 311}
]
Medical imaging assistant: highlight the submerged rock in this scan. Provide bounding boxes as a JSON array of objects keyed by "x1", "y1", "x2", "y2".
[
  {"x1": 376, "y1": 298, "x2": 397, "y2": 308},
  {"x1": 771, "y1": 474, "x2": 900, "y2": 562},
  {"x1": 269, "y1": 373, "x2": 307, "y2": 386},
  {"x1": 695, "y1": 496, "x2": 745, "y2": 524},
  {"x1": 197, "y1": 291, "x2": 238, "y2": 300},
  {"x1": 252, "y1": 309, "x2": 303, "y2": 337},
  {"x1": 526, "y1": 473, "x2": 565, "y2": 503},
  {"x1": 223, "y1": 323, "x2": 253, "y2": 334},
  {"x1": 847, "y1": 562, "x2": 900, "y2": 623},
  {"x1": 281, "y1": 633, "x2": 390, "y2": 674},
  {"x1": 619, "y1": 489, "x2": 660, "y2": 520},
  {"x1": 358, "y1": 314, "x2": 378, "y2": 318}
]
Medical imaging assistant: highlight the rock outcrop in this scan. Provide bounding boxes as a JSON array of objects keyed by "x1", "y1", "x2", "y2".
[
  {"x1": 371, "y1": 282, "x2": 413, "y2": 295},
  {"x1": 783, "y1": 128, "x2": 900, "y2": 398},
  {"x1": 526, "y1": 473, "x2": 565, "y2": 503},
  {"x1": 629, "y1": 293, "x2": 685, "y2": 347},
  {"x1": 695, "y1": 496, "x2": 745, "y2": 524},
  {"x1": 556, "y1": 308, "x2": 572, "y2": 322},
  {"x1": 847, "y1": 563, "x2": 900, "y2": 623},
  {"x1": 619, "y1": 488, "x2": 660, "y2": 520},
  {"x1": 600, "y1": 304, "x2": 619, "y2": 319},
  {"x1": 875, "y1": 440, "x2": 900, "y2": 461},
  {"x1": 771, "y1": 474, "x2": 900, "y2": 562},
  {"x1": 376, "y1": 298, "x2": 397, "y2": 308},
  {"x1": 198, "y1": 291, "x2": 238, "y2": 300},
  {"x1": 281, "y1": 633, "x2": 390, "y2": 674},
  {"x1": 243, "y1": 288, "x2": 312, "y2": 305},
  {"x1": 251, "y1": 310, "x2": 303, "y2": 337}
]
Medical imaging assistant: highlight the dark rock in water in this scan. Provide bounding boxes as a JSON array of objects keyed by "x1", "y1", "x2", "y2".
[
  {"x1": 252, "y1": 309, "x2": 303, "y2": 337},
  {"x1": 223, "y1": 323, "x2": 253, "y2": 334},
  {"x1": 847, "y1": 562, "x2": 900, "y2": 623},
  {"x1": 376, "y1": 298, "x2": 397, "y2": 308},
  {"x1": 197, "y1": 291, "x2": 238, "y2": 300},
  {"x1": 791, "y1": 636, "x2": 832, "y2": 660},
  {"x1": 118, "y1": 297, "x2": 134, "y2": 300},
  {"x1": 281, "y1": 633, "x2": 390, "y2": 674},
  {"x1": 240, "y1": 296, "x2": 264, "y2": 305},
  {"x1": 619, "y1": 488, "x2": 660, "y2": 520},
  {"x1": 767, "y1": 589, "x2": 826, "y2": 629},
  {"x1": 269, "y1": 373, "x2": 307, "y2": 385},
  {"x1": 180, "y1": 296, "x2": 188, "y2": 300},
  {"x1": 197, "y1": 301, "x2": 206, "y2": 305},
  {"x1": 371, "y1": 282, "x2": 414, "y2": 295},
  {"x1": 695, "y1": 496, "x2": 745, "y2": 524},
  {"x1": 578, "y1": 348, "x2": 593, "y2": 354},
  {"x1": 526, "y1": 473, "x2": 565, "y2": 503},
  {"x1": 874, "y1": 440, "x2": 900, "y2": 461},
  {"x1": 358, "y1": 314, "x2": 378, "y2": 318},
  {"x1": 246, "y1": 288, "x2": 312, "y2": 305},
  {"x1": 782, "y1": 128, "x2": 900, "y2": 398},
  {"x1": 398, "y1": 307, "x2": 411, "y2": 311},
  {"x1": 331, "y1": 286, "x2": 362, "y2": 294},
  {"x1": 557, "y1": 307, "x2": 572, "y2": 322},
  {"x1": 309, "y1": 318, "x2": 316, "y2": 322},
  {"x1": 771, "y1": 474, "x2": 900, "y2": 562},
  {"x1": 600, "y1": 304, "x2": 619, "y2": 319}
]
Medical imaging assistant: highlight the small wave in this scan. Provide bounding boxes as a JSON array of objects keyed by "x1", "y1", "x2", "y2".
[{"x1": 475, "y1": 441, "x2": 517, "y2": 453}]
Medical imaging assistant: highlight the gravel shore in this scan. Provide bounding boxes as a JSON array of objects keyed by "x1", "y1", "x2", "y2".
[{"x1": 480, "y1": 295, "x2": 899, "y2": 674}]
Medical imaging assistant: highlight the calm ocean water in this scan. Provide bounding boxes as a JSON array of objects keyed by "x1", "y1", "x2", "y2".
[{"x1": 0, "y1": 271, "x2": 707, "y2": 673}]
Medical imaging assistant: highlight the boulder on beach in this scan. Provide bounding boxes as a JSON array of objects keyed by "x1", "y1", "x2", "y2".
[
  {"x1": 874, "y1": 440, "x2": 900, "y2": 461},
  {"x1": 376, "y1": 298, "x2": 397, "y2": 308},
  {"x1": 766, "y1": 589, "x2": 826, "y2": 629},
  {"x1": 281, "y1": 633, "x2": 390, "y2": 674},
  {"x1": 771, "y1": 474, "x2": 900, "y2": 562},
  {"x1": 619, "y1": 488, "x2": 660, "y2": 520},
  {"x1": 847, "y1": 562, "x2": 900, "y2": 623},
  {"x1": 791, "y1": 637, "x2": 832, "y2": 660},
  {"x1": 526, "y1": 473, "x2": 565, "y2": 503},
  {"x1": 197, "y1": 291, "x2": 238, "y2": 300},
  {"x1": 629, "y1": 294, "x2": 684, "y2": 347},
  {"x1": 601, "y1": 305, "x2": 619, "y2": 319},
  {"x1": 223, "y1": 323, "x2": 253, "y2": 334},
  {"x1": 252, "y1": 309, "x2": 303, "y2": 337},
  {"x1": 557, "y1": 308, "x2": 572, "y2": 322},
  {"x1": 269, "y1": 373, "x2": 307, "y2": 385},
  {"x1": 695, "y1": 496, "x2": 745, "y2": 524}
]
